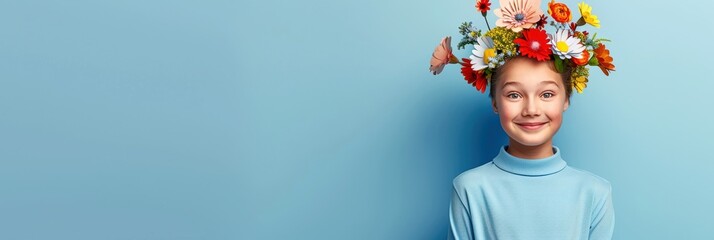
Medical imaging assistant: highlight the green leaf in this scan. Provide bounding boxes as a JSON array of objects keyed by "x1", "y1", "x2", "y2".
[
  {"x1": 457, "y1": 36, "x2": 477, "y2": 50},
  {"x1": 588, "y1": 55, "x2": 599, "y2": 66},
  {"x1": 554, "y1": 57, "x2": 564, "y2": 73}
]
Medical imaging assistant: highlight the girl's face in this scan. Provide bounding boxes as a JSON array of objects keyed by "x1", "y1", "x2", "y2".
[{"x1": 491, "y1": 57, "x2": 569, "y2": 148}]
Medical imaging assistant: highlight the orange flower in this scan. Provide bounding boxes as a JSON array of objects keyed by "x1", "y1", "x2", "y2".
[
  {"x1": 593, "y1": 43, "x2": 615, "y2": 76},
  {"x1": 547, "y1": 0, "x2": 572, "y2": 23},
  {"x1": 572, "y1": 49, "x2": 590, "y2": 66}
]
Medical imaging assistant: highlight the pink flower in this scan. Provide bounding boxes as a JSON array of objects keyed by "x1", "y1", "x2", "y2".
[
  {"x1": 429, "y1": 36, "x2": 455, "y2": 75},
  {"x1": 493, "y1": 0, "x2": 543, "y2": 32}
]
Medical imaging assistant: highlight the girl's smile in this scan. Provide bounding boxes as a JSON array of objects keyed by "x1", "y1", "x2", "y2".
[{"x1": 515, "y1": 121, "x2": 548, "y2": 131}]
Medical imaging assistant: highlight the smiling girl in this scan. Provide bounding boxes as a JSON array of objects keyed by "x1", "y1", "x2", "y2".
[{"x1": 429, "y1": 0, "x2": 615, "y2": 239}]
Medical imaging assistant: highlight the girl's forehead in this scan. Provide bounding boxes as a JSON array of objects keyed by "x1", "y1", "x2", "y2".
[{"x1": 499, "y1": 62, "x2": 562, "y2": 88}]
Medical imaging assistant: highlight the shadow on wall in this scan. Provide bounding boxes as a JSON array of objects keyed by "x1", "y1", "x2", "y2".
[
  {"x1": 436, "y1": 92, "x2": 506, "y2": 176},
  {"x1": 410, "y1": 89, "x2": 506, "y2": 240}
]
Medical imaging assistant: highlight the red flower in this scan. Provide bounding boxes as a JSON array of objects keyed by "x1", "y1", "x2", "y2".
[
  {"x1": 513, "y1": 29, "x2": 552, "y2": 61},
  {"x1": 535, "y1": 14, "x2": 548, "y2": 29},
  {"x1": 460, "y1": 58, "x2": 488, "y2": 93},
  {"x1": 569, "y1": 22, "x2": 577, "y2": 31},
  {"x1": 476, "y1": 0, "x2": 491, "y2": 15}
]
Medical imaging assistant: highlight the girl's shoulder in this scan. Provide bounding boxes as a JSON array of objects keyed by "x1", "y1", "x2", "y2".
[
  {"x1": 451, "y1": 161, "x2": 498, "y2": 190},
  {"x1": 564, "y1": 165, "x2": 613, "y2": 192}
]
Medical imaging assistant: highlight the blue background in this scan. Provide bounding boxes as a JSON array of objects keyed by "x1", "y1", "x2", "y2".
[{"x1": 1, "y1": 0, "x2": 712, "y2": 239}]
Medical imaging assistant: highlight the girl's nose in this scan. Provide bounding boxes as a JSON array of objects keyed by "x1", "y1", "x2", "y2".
[{"x1": 522, "y1": 98, "x2": 541, "y2": 117}]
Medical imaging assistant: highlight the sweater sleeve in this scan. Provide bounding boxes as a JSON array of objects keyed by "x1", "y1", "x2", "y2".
[
  {"x1": 447, "y1": 184, "x2": 474, "y2": 240},
  {"x1": 589, "y1": 183, "x2": 615, "y2": 240}
]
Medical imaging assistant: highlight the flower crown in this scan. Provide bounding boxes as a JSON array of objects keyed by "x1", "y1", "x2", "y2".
[{"x1": 429, "y1": 0, "x2": 615, "y2": 94}]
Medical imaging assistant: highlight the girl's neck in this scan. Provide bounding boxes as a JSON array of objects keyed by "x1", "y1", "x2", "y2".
[{"x1": 506, "y1": 138, "x2": 555, "y2": 159}]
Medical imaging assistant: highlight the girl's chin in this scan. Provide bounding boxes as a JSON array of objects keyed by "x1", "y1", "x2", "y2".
[
  {"x1": 508, "y1": 134, "x2": 552, "y2": 147},
  {"x1": 513, "y1": 141, "x2": 549, "y2": 147}
]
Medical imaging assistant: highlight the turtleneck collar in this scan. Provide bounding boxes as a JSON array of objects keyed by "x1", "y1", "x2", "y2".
[{"x1": 492, "y1": 145, "x2": 567, "y2": 176}]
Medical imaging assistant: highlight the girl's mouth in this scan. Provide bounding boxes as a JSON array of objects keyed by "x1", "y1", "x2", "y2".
[{"x1": 516, "y1": 122, "x2": 547, "y2": 131}]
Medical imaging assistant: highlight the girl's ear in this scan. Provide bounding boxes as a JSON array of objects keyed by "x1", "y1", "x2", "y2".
[
  {"x1": 563, "y1": 98, "x2": 570, "y2": 112},
  {"x1": 492, "y1": 99, "x2": 498, "y2": 113}
]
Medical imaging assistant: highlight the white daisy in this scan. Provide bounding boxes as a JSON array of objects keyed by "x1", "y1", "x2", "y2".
[
  {"x1": 469, "y1": 36, "x2": 496, "y2": 71},
  {"x1": 550, "y1": 29, "x2": 585, "y2": 60}
]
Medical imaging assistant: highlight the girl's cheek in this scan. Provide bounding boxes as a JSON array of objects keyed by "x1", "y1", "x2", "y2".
[
  {"x1": 545, "y1": 105, "x2": 564, "y2": 121},
  {"x1": 497, "y1": 101, "x2": 515, "y2": 115}
]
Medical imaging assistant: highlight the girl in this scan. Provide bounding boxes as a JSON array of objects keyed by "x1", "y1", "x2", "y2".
[{"x1": 429, "y1": 0, "x2": 616, "y2": 239}]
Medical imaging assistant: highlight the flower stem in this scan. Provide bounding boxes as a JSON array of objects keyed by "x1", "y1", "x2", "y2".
[
  {"x1": 449, "y1": 55, "x2": 460, "y2": 64},
  {"x1": 576, "y1": 17, "x2": 586, "y2": 26},
  {"x1": 483, "y1": 16, "x2": 491, "y2": 31}
]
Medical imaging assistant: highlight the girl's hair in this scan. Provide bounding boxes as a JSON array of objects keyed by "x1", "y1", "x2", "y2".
[{"x1": 488, "y1": 56, "x2": 573, "y2": 102}]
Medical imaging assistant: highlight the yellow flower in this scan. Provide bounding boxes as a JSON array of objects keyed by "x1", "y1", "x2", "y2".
[
  {"x1": 484, "y1": 27, "x2": 519, "y2": 54},
  {"x1": 577, "y1": 2, "x2": 600, "y2": 28},
  {"x1": 572, "y1": 75, "x2": 588, "y2": 93}
]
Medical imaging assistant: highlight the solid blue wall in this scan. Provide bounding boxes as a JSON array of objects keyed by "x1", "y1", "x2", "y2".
[{"x1": 1, "y1": 0, "x2": 712, "y2": 239}]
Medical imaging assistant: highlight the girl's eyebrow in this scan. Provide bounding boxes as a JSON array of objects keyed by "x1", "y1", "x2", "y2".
[
  {"x1": 502, "y1": 80, "x2": 560, "y2": 89},
  {"x1": 540, "y1": 80, "x2": 560, "y2": 88},
  {"x1": 501, "y1": 81, "x2": 520, "y2": 89}
]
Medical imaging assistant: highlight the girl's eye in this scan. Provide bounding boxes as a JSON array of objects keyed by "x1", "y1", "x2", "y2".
[
  {"x1": 507, "y1": 93, "x2": 521, "y2": 99},
  {"x1": 542, "y1": 92, "x2": 554, "y2": 98}
]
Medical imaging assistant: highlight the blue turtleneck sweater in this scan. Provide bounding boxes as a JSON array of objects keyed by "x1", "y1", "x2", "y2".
[{"x1": 447, "y1": 145, "x2": 614, "y2": 240}]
